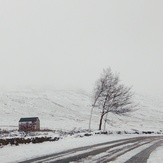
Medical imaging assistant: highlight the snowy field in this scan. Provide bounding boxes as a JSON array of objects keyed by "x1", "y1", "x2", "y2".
[
  {"x1": 0, "y1": 88, "x2": 163, "y2": 132},
  {"x1": 0, "y1": 88, "x2": 163, "y2": 162}
]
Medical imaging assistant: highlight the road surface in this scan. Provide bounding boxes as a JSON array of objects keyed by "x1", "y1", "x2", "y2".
[{"x1": 19, "y1": 136, "x2": 163, "y2": 163}]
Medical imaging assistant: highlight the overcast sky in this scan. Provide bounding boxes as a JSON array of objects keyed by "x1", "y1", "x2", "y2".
[{"x1": 0, "y1": 0, "x2": 163, "y2": 98}]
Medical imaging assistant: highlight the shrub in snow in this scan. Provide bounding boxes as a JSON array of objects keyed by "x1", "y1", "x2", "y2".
[
  {"x1": 0, "y1": 143, "x2": 3, "y2": 148},
  {"x1": 84, "y1": 133, "x2": 92, "y2": 136},
  {"x1": 116, "y1": 131, "x2": 122, "y2": 134},
  {"x1": 0, "y1": 139, "x2": 9, "y2": 146},
  {"x1": 101, "y1": 131, "x2": 108, "y2": 134},
  {"x1": 0, "y1": 136, "x2": 60, "y2": 146},
  {"x1": 142, "y1": 131, "x2": 154, "y2": 134}
]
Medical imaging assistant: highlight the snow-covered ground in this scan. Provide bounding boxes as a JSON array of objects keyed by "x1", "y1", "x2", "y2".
[
  {"x1": 0, "y1": 134, "x2": 163, "y2": 163},
  {"x1": 0, "y1": 88, "x2": 163, "y2": 132},
  {"x1": 0, "y1": 134, "x2": 132, "y2": 163},
  {"x1": 0, "y1": 88, "x2": 163, "y2": 162},
  {"x1": 148, "y1": 146, "x2": 163, "y2": 163}
]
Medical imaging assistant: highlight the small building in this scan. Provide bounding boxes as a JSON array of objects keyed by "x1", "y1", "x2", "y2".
[{"x1": 19, "y1": 117, "x2": 40, "y2": 131}]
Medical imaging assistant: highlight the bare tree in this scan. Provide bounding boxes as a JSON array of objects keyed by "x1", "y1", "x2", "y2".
[{"x1": 92, "y1": 68, "x2": 135, "y2": 130}]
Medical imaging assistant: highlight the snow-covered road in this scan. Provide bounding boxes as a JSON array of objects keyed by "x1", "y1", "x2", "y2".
[
  {"x1": 1, "y1": 134, "x2": 163, "y2": 163},
  {"x1": 21, "y1": 136, "x2": 162, "y2": 163}
]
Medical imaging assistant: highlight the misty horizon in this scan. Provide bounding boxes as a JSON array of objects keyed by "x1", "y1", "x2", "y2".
[{"x1": 0, "y1": 1, "x2": 163, "y2": 98}]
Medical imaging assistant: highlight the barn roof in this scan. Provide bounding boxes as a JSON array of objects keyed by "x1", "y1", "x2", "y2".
[{"x1": 19, "y1": 117, "x2": 39, "y2": 122}]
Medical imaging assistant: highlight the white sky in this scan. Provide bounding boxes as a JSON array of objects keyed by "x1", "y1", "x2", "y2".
[{"x1": 0, "y1": 0, "x2": 163, "y2": 98}]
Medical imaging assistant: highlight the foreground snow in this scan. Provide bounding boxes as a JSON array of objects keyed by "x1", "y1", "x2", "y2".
[
  {"x1": 1, "y1": 134, "x2": 163, "y2": 163},
  {"x1": 0, "y1": 134, "x2": 141, "y2": 163},
  {"x1": 1, "y1": 89, "x2": 163, "y2": 162},
  {"x1": 147, "y1": 146, "x2": 163, "y2": 163}
]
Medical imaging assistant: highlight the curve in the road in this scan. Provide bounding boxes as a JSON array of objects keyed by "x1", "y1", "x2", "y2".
[
  {"x1": 124, "y1": 140, "x2": 163, "y2": 163},
  {"x1": 18, "y1": 136, "x2": 163, "y2": 163}
]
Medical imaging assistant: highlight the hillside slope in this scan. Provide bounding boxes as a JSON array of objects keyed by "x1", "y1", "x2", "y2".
[{"x1": 0, "y1": 88, "x2": 163, "y2": 132}]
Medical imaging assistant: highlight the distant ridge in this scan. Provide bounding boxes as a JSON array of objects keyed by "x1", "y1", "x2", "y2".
[{"x1": 0, "y1": 88, "x2": 163, "y2": 132}]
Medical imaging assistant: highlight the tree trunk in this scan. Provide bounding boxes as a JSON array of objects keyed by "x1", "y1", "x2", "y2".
[
  {"x1": 88, "y1": 106, "x2": 94, "y2": 131},
  {"x1": 99, "y1": 113, "x2": 104, "y2": 130},
  {"x1": 103, "y1": 112, "x2": 108, "y2": 131}
]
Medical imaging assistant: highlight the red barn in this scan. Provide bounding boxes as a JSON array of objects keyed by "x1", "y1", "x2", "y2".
[{"x1": 19, "y1": 117, "x2": 40, "y2": 131}]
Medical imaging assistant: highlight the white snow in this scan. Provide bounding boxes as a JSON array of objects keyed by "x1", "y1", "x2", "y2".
[
  {"x1": 0, "y1": 88, "x2": 163, "y2": 162},
  {"x1": 0, "y1": 134, "x2": 137, "y2": 163},
  {"x1": 0, "y1": 88, "x2": 163, "y2": 133},
  {"x1": 1, "y1": 134, "x2": 162, "y2": 163},
  {"x1": 147, "y1": 146, "x2": 163, "y2": 163}
]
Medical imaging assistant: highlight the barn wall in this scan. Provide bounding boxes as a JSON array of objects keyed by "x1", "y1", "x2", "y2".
[
  {"x1": 19, "y1": 121, "x2": 38, "y2": 131},
  {"x1": 36, "y1": 120, "x2": 40, "y2": 130}
]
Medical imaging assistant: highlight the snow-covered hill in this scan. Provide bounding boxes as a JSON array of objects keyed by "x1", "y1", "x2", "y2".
[{"x1": 0, "y1": 88, "x2": 163, "y2": 132}]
